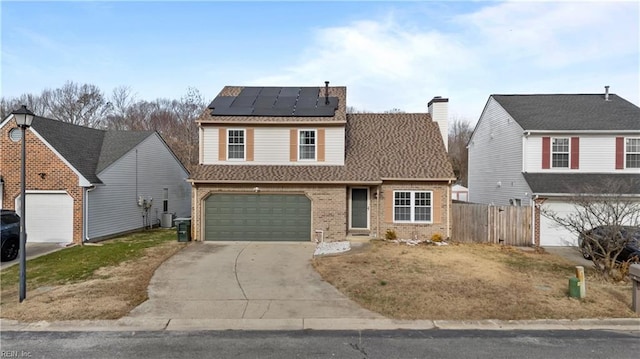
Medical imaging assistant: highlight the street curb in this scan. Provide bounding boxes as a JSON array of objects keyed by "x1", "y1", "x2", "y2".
[{"x1": 1, "y1": 318, "x2": 638, "y2": 332}]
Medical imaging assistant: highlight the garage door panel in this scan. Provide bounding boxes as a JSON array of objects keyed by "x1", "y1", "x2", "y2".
[
  {"x1": 205, "y1": 194, "x2": 311, "y2": 241},
  {"x1": 17, "y1": 192, "x2": 73, "y2": 243},
  {"x1": 540, "y1": 201, "x2": 578, "y2": 246}
]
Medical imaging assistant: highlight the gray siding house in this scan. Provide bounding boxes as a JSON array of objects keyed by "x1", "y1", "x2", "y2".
[
  {"x1": 0, "y1": 115, "x2": 191, "y2": 243},
  {"x1": 468, "y1": 89, "x2": 640, "y2": 246}
]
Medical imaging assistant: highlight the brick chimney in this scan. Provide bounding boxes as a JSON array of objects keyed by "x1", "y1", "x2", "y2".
[{"x1": 428, "y1": 96, "x2": 449, "y2": 151}]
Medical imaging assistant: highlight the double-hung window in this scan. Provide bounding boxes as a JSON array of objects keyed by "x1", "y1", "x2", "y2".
[
  {"x1": 626, "y1": 138, "x2": 640, "y2": 168},
  {"x1": 299, "y1": 130, "x2": 316, "y2": 160},
  {"x1": 227, "y1": 129, "x2": 245, "y2": 160},
  {"x1": 394, "y1": 191, "x2": 432, "y2": 223},
  {"x1": 551, "y1": 138, "x2": 569, "y2": 168}
]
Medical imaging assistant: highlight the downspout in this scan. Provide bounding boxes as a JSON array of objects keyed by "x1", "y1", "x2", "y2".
[
  {"x1": 447, "y1": 179, "x2": 451, "y2": 239},
  {"x1": 376, "y1": 185, "x2": 380, "y2": 238},
  {"x1": 83, "y1": 185, "x2": 96, "y2": 242}
]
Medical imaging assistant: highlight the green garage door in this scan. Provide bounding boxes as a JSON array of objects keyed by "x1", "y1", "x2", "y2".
[{"x1": 204, "y1": 194, "x2": 311, "y2": 241}]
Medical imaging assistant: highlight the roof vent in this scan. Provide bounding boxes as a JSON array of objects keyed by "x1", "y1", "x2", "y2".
[
  {"x1": 324, "y1": 81, "x2": 329, "y2": 105},
  {"x1": 605, "y1": 85, "x2": 610, "y2": 101}
]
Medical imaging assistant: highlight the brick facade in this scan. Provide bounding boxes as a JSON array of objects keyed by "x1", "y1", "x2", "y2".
[
  {"x1": 0, "y1": 120, "x2": 84, "y2": 243},
  {"x1": 191, "y1": 181, "x2": 451, "y2": 242}
]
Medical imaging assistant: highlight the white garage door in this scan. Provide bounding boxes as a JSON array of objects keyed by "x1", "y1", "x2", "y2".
[
  {"x1": 16, "y1": 192, "x2": 73, "y2": 243},
  {"x1": 540, "y1": 200, "x2": 578, "y2": 247}
]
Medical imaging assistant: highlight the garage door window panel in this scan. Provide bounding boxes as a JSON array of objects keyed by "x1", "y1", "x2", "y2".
[{"x1": 227, "y1": 129, "x2": 245, "y2": 160}]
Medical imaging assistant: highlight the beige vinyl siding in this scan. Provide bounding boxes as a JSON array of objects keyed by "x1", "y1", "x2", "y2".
[
  {"x1": 468, "y1": 97, "x2": 531, "y2": 206},
  {"x1": 202, "y1": 126, "x2": 345, "y2": 165}
]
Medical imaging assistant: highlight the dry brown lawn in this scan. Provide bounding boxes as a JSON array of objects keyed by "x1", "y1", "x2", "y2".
[
  {"x1": 0, "y1": 240, "x2": 186, "y2": 322},
  {"x1": 313, "y1": 241, "x2": 639, "y2": 320}
]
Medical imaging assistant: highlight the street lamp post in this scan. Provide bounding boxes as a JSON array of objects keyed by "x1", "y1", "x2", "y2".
[{"x1": 11, "y1": 105, "x2": 34, "y2": 303}]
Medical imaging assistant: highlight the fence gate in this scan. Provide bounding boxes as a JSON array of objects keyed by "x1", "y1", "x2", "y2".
[{"x1": 451, "y1": 203, "x2": 532, "y2": 246}]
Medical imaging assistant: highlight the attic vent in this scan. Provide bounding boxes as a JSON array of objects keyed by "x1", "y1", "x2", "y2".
[{"x1": 9, "y1": 128, "x2": 22, "y2": 142}]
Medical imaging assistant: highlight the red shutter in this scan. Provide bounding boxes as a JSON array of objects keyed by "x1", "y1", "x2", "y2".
[
  {"x1": 542, "y1": 137, "x2": 550, "y2": 169},
  {"x1": 615, "y1": 137, "x2": 624, "y2": 169},
  {"x1": 570, "y1": 137, "x2": 579, "y2": 169}
]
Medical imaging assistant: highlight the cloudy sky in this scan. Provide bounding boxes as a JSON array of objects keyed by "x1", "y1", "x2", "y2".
[{"x1": 2, "y1": 1, "x2": 638, "y2": 122}]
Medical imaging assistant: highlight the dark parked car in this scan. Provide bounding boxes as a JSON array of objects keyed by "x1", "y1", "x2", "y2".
[
  {"x1": 1, "y1": 209, "x2": 20, "y2": 262},
  {"x1": 579, "y1": 225, "x2": 640, "y2": 262}
]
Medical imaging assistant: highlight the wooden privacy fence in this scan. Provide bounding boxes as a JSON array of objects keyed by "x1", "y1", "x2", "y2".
[{"x1": 451, "y1": 203, "x2": 532, "y2": 246}]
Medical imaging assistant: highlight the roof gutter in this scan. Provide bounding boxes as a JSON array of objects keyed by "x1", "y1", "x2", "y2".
[
  {"x1": 532, "y1": 192, "x2": 640, "y2": 198},
  {"x1": 380, "y1": 177, "x2": 457, "y2": 182},
  {"x1": 524, "y1": 130, "x2": 639, "y2": 134},
  {"x1": 188, "y1": 179, "x2": 383, "y2": 185}
]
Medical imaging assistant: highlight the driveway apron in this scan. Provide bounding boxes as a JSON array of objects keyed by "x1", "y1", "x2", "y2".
[{"x1": 126, "y1": 242, "x2": 381, "y2": 320}]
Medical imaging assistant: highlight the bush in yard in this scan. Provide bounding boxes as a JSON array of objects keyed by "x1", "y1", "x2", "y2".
[{"x1": 385, "y1": 229, "x2": 397, "y2": 240}]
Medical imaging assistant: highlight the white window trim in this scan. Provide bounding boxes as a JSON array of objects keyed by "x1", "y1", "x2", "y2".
[
  {"x1": 298, "y1": 129, "x2": 317, "y2": 161},
  {"x1": 551, "y1": 137, "x2": 570, "y2": 169},
  {"x1": 227, "y1": 128, "x2": 246, "y2": 161},
  {"x1": 393, "y1": 190, "x2": 433, "y2": 224},
  {"x1": 625, "y1": 137, "x2": 640, "y2": 169}
]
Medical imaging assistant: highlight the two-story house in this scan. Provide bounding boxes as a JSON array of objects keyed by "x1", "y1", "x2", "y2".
[
  {"x1": 468, "y1": 88, "x2": 640, "y2": 246},
  {"x1": 189, "y1": 84, "x2": 455, "y2": 242}
]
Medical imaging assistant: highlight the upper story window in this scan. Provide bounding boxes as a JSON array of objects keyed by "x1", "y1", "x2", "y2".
[
  {"x1": 228, "y1": 129, "x2": 245, "y2": 160},
  {"x1": 393, "y1": 191, "x2": 432, "y2": 223},
  {"x1": 299, "y1": 130, "x2": 316, "y2": 160},
  {"x1": 627, "y1": 138, "x2": 640, "y2": 168},
  {"x1": 551, "y1": 138, "x2": 569, "y2": 168}
]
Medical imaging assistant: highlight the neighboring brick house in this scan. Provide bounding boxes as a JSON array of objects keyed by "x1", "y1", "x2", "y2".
[
  {"x1": 468, "y1": 88, "x2": 640, "y2": 246},
  {"x1": 0, "y1": 115, "x2": 191, "y2": 244},
  {"x1": 189, "y1": 84, "x2": 455, "y2": 242}
]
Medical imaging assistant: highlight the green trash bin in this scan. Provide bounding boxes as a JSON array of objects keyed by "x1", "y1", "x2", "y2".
[{"x1": 175, "y1": 217, "x2": 192, "y2": 242}]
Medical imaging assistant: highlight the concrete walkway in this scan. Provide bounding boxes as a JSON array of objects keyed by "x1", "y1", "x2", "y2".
[{"x1": 126, "y1": 242, "x2": 381, "y2": 321}]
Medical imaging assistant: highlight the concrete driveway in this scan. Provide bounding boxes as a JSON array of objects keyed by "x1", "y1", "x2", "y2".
[
  {"x1": 126, "y1": 242, "x2": 382, "y2": 320},
  {"x1": 0, "y1": 243, "x2": 67, "y2": 270},
  {"x1": 543, "y1": 246, "x2": 593, "y2": 268}
]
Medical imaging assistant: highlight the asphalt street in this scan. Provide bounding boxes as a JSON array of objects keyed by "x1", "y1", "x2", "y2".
[{"x1": 1, "y1": 329, "x2": 639, "y2": 359}]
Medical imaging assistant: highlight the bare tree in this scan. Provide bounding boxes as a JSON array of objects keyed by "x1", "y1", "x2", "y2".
[
  {"x1": 1, "y1": 93, "x2": 47, "y2": 119},
  {"x1": 448, "y1": 117, "x2": 473, "y2": 186},
  {"x1": 541, "y1": 180, "x2": 640, "y2": 281},
  {"x1": 42, "y1": 81, "x2": 108, "y2": 127}
]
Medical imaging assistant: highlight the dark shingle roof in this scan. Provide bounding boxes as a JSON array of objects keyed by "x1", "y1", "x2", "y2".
[
  {"x1": 492, "y1": 94, "x2": 640, "y2": 131},
  {"x1": 190, "y1": 113, "x2": 455, "y2": 183},
  {"x1": 97, "y1": 131, "x2": 155, "y2": 172},
  {"x1": 31, "y1": 117, "x2": 154, "y2": 184},
  {"x1": 523, "y1": 173, "x2": 640, "y2": 195}
]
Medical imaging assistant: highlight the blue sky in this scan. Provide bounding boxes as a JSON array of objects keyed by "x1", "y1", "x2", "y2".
[{"x1": 1, "y1": 1, "x2": 638, "y2": 122}]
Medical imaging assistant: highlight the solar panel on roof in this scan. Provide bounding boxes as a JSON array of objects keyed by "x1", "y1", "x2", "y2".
[
  {"x1": 211, "y1": 107, "x2": 254, "y2": 116},
  {"x1": 209, "y1": 96, "x2": 234, "y2": 109},
  {"x1": 258, "y1": 87, "x2": 281, "y2": 96},
  {"x1": 274, "y1": 96, "x2": 297, "y2": 108},
  {"x1": 279, "y1": 87, "x2": 300, "y2": 97},
  {"x1": 238, "y1": 87, "x2": 261, "y2": 96},
  {"x1": 253, "y1": 96, "x2": 277, "y2": 108},
  {"x1": 256, "y1": 107, "x2": 295, "y2": 116},
  {"x1": 209, "y1": 86, "x2": 338, "y2": 117},
  {"x1": 231, "y1": 96, "x2": 257, "y2": 107}
]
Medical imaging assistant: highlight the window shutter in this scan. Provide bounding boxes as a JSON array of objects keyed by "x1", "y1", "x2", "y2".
[
  {"x1": 542, "y1": 137, "x2": 550, "y2": 169},
  {"x1": 218, "y1": 128, "x2": 226, "y2": 161},
  {"x1": 384, "y1": 189, "x2": 393, "y2": 223},
  {"x1": 432, "y1": 190, "x2": 442, "y2": 224},
  {"x1": 290, "y1": 129, "x2": 298, "y2": 162},
  {"x1": 570, "y1": 137, "x2": 579, "y2": 169},
  {"x1": 317, "y1": 129, "x2": 325, "y2": 162},
  {"x1": 246, "y1": 128, "x2": 254, "y2": 161},
  {"x1": 615, "y1": 137, "x2": 624, "y2": 169}
]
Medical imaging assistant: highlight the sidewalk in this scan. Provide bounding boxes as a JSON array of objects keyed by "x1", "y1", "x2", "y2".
[{"x1": 1, "y1": 317, "x2": 639, "y2": 332}]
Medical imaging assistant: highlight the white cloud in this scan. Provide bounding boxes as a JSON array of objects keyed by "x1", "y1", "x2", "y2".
[{"x1": 252, "y1": 1, "x2": 639, "y2": 122}]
